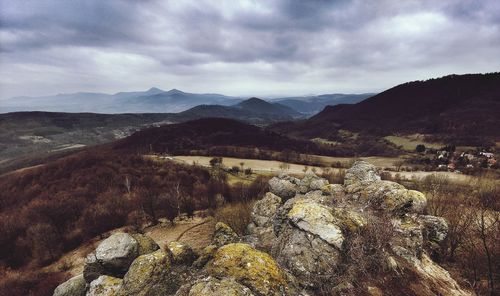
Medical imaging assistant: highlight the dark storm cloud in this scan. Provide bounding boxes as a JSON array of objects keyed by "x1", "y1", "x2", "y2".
[{"x1": 1, "y1": 0, "x2": 499, "y2": 99}]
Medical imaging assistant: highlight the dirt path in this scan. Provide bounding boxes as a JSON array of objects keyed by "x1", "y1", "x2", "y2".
[
  {"x1": 175, "y1": 219, "x2": 212, "y2": 241},
  {"x1": 43, "y1": 216, "x2": 216, "y2": 277},
  {"x1": 145, "y1": 216, "x2": 215, "y2": 253}
]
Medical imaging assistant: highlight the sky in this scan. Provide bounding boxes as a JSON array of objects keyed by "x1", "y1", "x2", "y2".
[{"x1": 1, "y1": 0, "x2": 499, "y2": 99}]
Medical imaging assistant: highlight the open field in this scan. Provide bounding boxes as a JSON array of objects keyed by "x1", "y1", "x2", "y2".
[
  {"x1": 384, "y1": 135, "x2": 444, "y2": 151},
  {"x1": 168, "y1": 155, "x2": 403, "y2": 171},
  {"x1": 162, "y1": 155, "x2": 476, "y2": 183}
]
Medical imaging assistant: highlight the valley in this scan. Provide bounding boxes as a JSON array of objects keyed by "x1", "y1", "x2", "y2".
[
  {"x1": 2, "y1": 1, "x2": 500, "y2": 295},
  {"x1": 0, "y1": 73, "x2": 498, "y2": 296}
]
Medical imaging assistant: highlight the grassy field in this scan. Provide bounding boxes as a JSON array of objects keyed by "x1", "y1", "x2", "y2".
[
  {"x1": 384, "y1": 135, "x2": 444, "y2": 151},
  {"x1": 162, "y1": 155, "x2": 480, "y2": 184},
  {"x1": 170, "y1": 155, "x2": 327, "y2": 175}
]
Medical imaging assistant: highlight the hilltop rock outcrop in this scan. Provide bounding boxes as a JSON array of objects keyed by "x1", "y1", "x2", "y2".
[{"x1": 54, "y1": 161, "x2": 472, "y2": 296}]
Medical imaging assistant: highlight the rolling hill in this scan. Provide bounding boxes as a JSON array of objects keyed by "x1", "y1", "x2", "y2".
[
  {"x1": 112, "y1": 117, "x2": 321, "y2": 155},
  {"x1": 272, "y1": 73, "x2": 500, "y2": 144},
  {"x1": 175, "y1": 97, "x2": 304, "y2": 123},
  {"x1": 234, "y1": 97, "x2": 301, "y2": 118}
]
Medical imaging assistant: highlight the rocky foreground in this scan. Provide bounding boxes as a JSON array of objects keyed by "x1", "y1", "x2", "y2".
[{"x1": 53, "y1": 161, "x2": 471, "y2": 296}]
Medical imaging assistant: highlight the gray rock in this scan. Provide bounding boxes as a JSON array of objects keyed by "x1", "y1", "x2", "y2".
[
  {"x1": 296, "y1": 172, "x2": 328, "y2": 194},
  {"x1": 53, "y1": 274, "x2": 86, "y2": 296},
  {"x1": 166, "y1": 241, "x2": 198, "y2": 265},
  {"x1": 251, "y1": 192, "x2": 282, "y2": 228},
  {"x1": 268, "y1": 176, "x2": 298, "y2": 200},
  {"x1": 175, "y1": 276, "x2": 255, "y2": 296},
  {"x1": 118, "y1": 249, "x2": 180, "y2": 296},
  {"x1": 272, "y1": 223, "x2": 341, "y2": 286},
  {"x1": 95, "y1": 233, "x2": 139, "y2": 276},
  {"x1": 130, "y1": 233, "x2": 160, "y2": 256},
  {"x1": 270, "y1": 197, "x2": 343, "y2": 286},
  {"x1": 286, "y1": 198, "x2": 344, "y2": 248},
  {"x1": 419, "y1": 215, "x2": 448, "y2": 243},
  {"x1": 344, "y1": 161, "x2": 381, "y2": 193},
  {"x1": 87, "y1": 275, "x2": 122, "y2": 296},
  {"x1": 212, "y1": 222, "x2": 239, "y2": 247},
  {"x1": 83, "y1": 252, "x2": 106, "y2": 283},
  {"x1": 358, "y1": 180, "x2": 427, "y2": 214}
]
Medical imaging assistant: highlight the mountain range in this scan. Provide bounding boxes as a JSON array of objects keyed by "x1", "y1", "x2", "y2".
[
  {"x1": 272, "y1": 72, "x2": 500, "y2": 144},
  {"x1": 1, "y1": 88, "x2": 371, "y2": 115}
]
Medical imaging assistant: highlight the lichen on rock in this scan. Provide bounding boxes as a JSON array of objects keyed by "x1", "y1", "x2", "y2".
[
  {"x1": 175, "y1": 276, "x2": 255, "y2": 296},
  {"x1": 88, "y1": 275, "x2": 122, "y2": 296},
  {"x1": 53, "y1": 274, "x2": 86, "y2": 296},
  {"x1": 212, "y1": 222, "x2": 239, "y2": 247},
  {"x1": 205, "y1": 243, "x2": 298, "y2": 296},
  {"x1": 117, "y1": 249, "x2": 179, "y2": 296},
  {"x1": 167, "y1": 241, "x2": 198, "y2": 265}
]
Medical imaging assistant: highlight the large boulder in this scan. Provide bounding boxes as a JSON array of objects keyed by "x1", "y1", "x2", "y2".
[
  {"x1": 83, "y1": 252, "x2": 107, "y2": 283},
  {"x1": 166, "y1": 241, "x2": 197, "y2": 265},
  {"x1": 358, "y1": 180, "x2": 427, "y2": 214},
  {"x1": 83, "y1": 232, "x2": 159, "y2": 283},
  {"x1": 272, "y1": 223, "x2": 341, "y2": 286},
  {"x1": 250, "y1": 192, "x2": 282, "y2": 228},
  {"x1": 87, "y1": 275, "x2": 122, "y2": 296},
  {"x1": 205, "y1": 243, "x2": 298, "y2": 296},
  {"x1": 118, "y1": 249, "x2": 180, "y2": 296},
  {"x1": 95, "y1": 233, "x2": 139, "y2": 274},
  {"x1": 344, "y1": 161, "x2": 381, "y2": 193},
  {"x1": 297, "y1": 172, "x2": 329, "y2": 194},
  {"x1": 247, "y1": 192, "x2": 282, "y2": 251},
  {"x1": 131, "y1": 233, "x2": 160, "y2": 255},
  {"x1": 175, "y1": 276, "x2": 255, "y2": 296},
  {"x1": 268, "y1": 175, "x2": 298, "y2": 200},
  {"x1": 271, "y1": 197, "x2": 344, "y2": 285},
  {"x1": 53, "y1": 274, "x2": 86, "y2": 296},
  {"x1": 286, "y1": 198, "x2": 344, "y2": 248}
]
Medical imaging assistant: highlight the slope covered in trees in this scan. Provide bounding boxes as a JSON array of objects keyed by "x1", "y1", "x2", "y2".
[{"x1": 273, "y1": 73, "x2": 500, "y2": 144}]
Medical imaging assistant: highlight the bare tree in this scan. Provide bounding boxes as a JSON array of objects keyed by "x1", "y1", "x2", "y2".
[{"x1": 123, "y1": 175, "x2": 131, "y2": 194}]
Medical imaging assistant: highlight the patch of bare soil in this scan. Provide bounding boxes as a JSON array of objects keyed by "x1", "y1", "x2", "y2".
[
  {"x1": 145, "y1": 216, "x2": 215, "y2": 253},
  {"x1": 42, "y1": 215, "x2": 216, "y2": 277}
]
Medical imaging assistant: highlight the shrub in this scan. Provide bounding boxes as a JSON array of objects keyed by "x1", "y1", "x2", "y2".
[{"x1": 214, "y1": 201, "x2": 254, "y2": 235}]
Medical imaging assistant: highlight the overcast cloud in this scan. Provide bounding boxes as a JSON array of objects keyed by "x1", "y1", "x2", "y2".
[{"x1": 1, "y1": 0, "x2": 499, "y2": 99}]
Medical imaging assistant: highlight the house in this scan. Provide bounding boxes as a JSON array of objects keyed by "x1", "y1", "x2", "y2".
[
  {"x1": 480, "y1": 152, "x2": 494, "y2": 158},
  {"x1": 437, "y1": 150, "x2": 449, "y2": 159}
]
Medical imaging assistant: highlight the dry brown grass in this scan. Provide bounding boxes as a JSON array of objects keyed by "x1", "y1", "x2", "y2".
[
  {"x1": 0, "y1": 267, "x2": 67, "y2": 296},
  {"x1": 214, "y1": 201, "x2": 255, "y2": 235}
]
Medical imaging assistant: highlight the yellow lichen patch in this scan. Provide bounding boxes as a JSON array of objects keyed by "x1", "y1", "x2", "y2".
[
  {"x1": 206, "y1": 243, "x2": 294, "y2": 296},
  {"x1": 407, "y1": 190, "x2": 427, "y2": 213},
  {"x1": 131, "y1": 233, "x2": 159, "y2": 256},
  {"x1": 333, "y1": 209, "x2": 366, "y2": 232},
  {"x1": 287, "y1": 199, "x2": 334, "y2": 222},
  {"x1": 118, "y1": 249, "x2": 179, "y2": 296},
  {"x1": 286, "y1": 199, "x2": 344, "y2": 248},
  {"x1": 167, "y1": 241, "x2": 197, "y2": 264},
  {"x1": 215, "y1": 222, "x2": 235, "y2": 234}
]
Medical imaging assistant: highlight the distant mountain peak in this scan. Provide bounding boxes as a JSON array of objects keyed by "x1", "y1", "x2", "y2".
[
  {"x1": 238, "y1": 97, "x2": 268, "y2": 106},
  {"x1": 147, "y1": 87, "x2": 164, "y2": 93},
  {"x1": 167, "y1": 88, "x2": 185, "y2": 94}
]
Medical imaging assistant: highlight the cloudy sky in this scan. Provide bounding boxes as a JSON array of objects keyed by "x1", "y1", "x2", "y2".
[{"x1": 1, "y1": 0, "x2": 499, "y2": 99}]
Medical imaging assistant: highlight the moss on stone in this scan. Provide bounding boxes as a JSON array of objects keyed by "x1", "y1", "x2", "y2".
[{"x1": 206, "y1": 243, "x2": 295, "y2": 296}]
